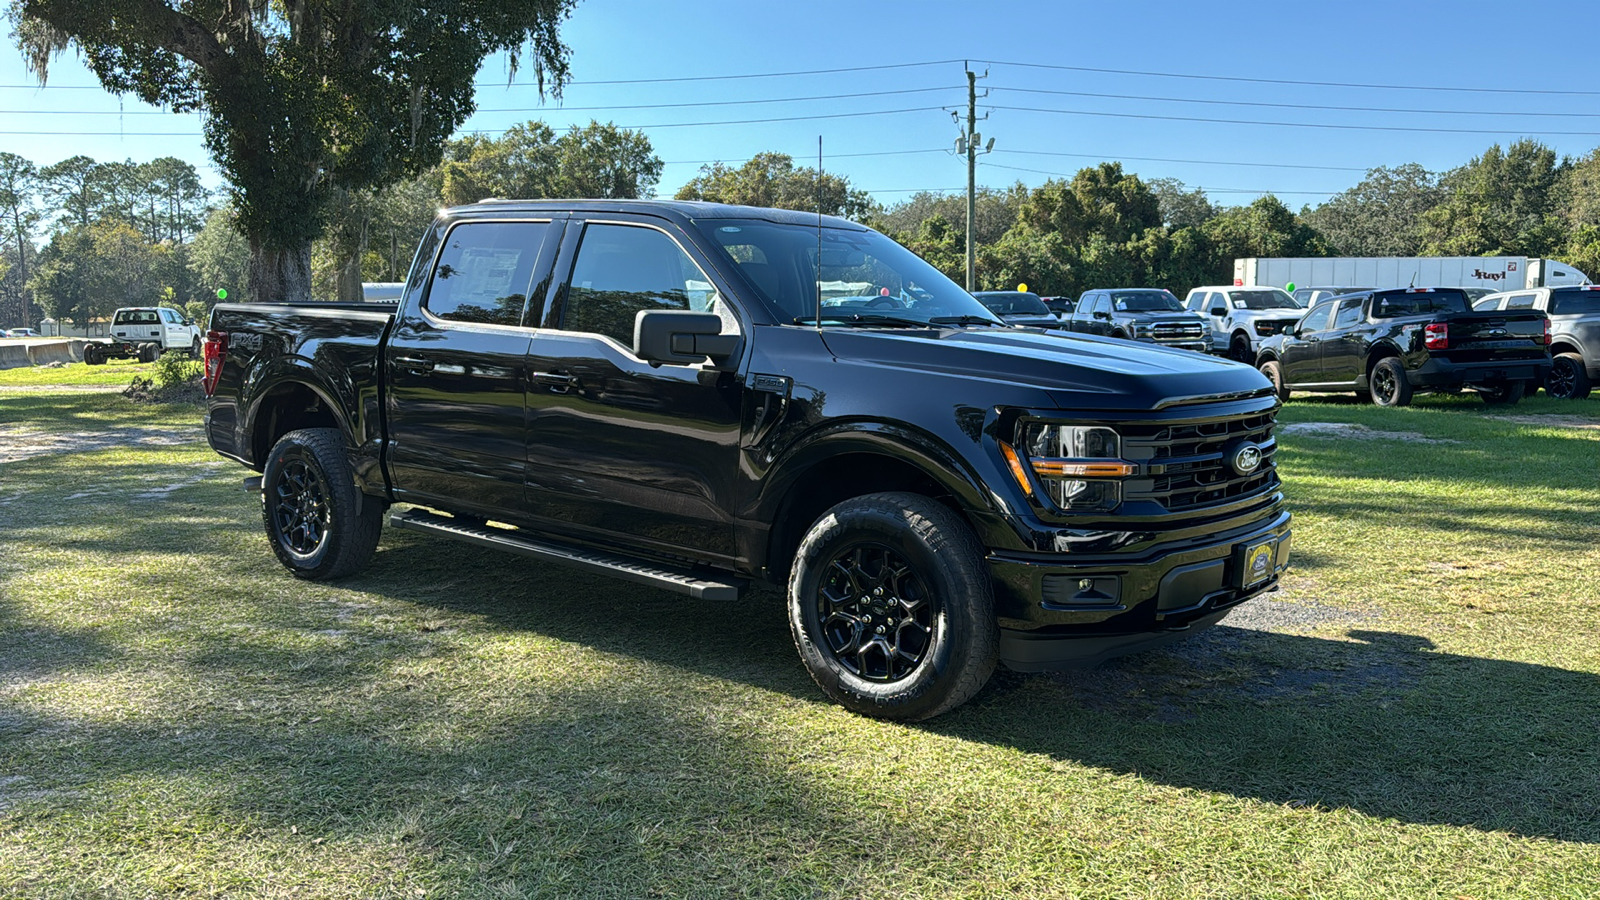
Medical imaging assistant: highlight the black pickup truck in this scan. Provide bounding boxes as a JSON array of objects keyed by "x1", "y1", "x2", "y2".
[
  {"x1": 1066, "y1": 288, "x2": 1213, "y2": 353},
  {"x1": 203, "y1": 199, "x2": 1291, "y2": 721},
  {"x1": 1254, "y1": 287, "x2": 1551, "y2": 407}
]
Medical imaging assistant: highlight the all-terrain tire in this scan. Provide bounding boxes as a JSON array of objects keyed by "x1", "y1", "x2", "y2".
[
  {"x1": 1259, "y1": 359, "x2": 1290, "y2": 403},
  {"x1": 787, "y1": 492, "x2": 997, "y2": 721},
  {"x1": 1546, "y1": 353, "x2": 1592, "y2": 400},
  {"x1": 1369, "y1": 357, "x2": 1413, "y2": 407},
  {"x1": 260, "y1": 427, "x2": 384, "y2": 580}
]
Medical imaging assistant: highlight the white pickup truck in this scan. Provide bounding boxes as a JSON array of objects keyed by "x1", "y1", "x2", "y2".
[
  {"x1": 87, "y1": 307, "x2": 203, "y2": 364},
  {"x1": 1184, "y1": 285, "x2": 1306, "y2": 362}
]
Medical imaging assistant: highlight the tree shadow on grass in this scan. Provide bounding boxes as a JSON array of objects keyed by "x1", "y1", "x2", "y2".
[{"x1": 353, "y1": 535, "x2": 1600, "y2": 844}]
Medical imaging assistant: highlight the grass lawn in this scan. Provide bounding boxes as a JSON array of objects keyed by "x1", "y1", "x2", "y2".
[
  {"x1": 0, "y1": 357, "x2": 156, "y2": 387},
  {"x1": 1, "y1": 386, "x2": 1598, "y2": 898}
]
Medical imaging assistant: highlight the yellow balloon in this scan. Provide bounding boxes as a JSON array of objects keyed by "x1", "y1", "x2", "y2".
[{"x1": 1017, "y1": 282, "x2": 1029, "y2": 293}]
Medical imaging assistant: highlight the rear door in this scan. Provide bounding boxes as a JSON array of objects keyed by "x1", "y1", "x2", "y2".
[
  {"x1": 522, "y1": 215, "x2": 746, "y2": 564},
  {"x1": 385, "y1": 217, "x2": 561, "y2": 516},
  {"x1": 1320, "y1": 296, "x2": 1371, "y2": 383}
]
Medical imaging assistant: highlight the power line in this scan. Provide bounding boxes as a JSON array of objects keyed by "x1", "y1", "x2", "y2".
[
  {"x1": 976, "y1": 58, "x2": 1600, "y2": 97},
  {"x1": 980, "y1": 161, "x2": 1336, "y2": 194},
  {"x1": 988, "y1": 104, "x2": 1600, "y2": 137},
  {"x1": 663, "y1": 148, "x2": 949, "y2": 165},
  {"x1": 0, "y1": 85, "x2": 962, "y2": 116},
  {"x1": 994, "y1": 148, "x2": 1367, "y2": 172},
  {"x1": 991, "y1": 85, "x2": 1600, "y2": 119},
  {"x1": 483, "y1": 59, "x2": 966, "y2": 88}
]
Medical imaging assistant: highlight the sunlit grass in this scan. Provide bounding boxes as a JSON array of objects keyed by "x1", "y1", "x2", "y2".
[
  {"x1": 0, "y1": 356, "x2": 156, "y2": 387},
  {"x1": 1, "y1": 389, "x2": 1598, "y2": 897}
]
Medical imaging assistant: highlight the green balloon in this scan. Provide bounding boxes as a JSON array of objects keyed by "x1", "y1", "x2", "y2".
[
  {"x1": 1284, "y1": 282, "x2": 1297, "y2": 293},
  {"x1": 216, "y1": 288, "x2": 228, "y2": 300}
]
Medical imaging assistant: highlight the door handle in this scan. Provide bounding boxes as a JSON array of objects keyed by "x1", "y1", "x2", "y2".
[
  {"x1": 394, "y1": 355, "x2": 434, "y2": 372},
  {"x1": 1306, "y1": 336, "x2": 1321, "y2": 343},
  {"x1": 534, "y1": 370, "x2": 577, "y2": 393}
]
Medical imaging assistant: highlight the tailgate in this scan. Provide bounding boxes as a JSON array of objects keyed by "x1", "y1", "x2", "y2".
[{"x1": 1435, "y1": 310, "x2": 1548, "y2": 364}]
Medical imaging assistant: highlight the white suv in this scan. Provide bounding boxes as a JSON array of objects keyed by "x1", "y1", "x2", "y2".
[{"x1": 1184, "y1": 286, "x2": 1306, "y2": 362}]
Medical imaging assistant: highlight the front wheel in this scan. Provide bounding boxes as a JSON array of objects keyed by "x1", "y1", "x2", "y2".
[
  {"x1": 1479, "y1": 380, "x2": 1526, "y2": 406},
  {"x1": 1546, "y1": 353, "x2": 1592, "y2": 400},
  {"x1": 1228, "y1": 333, "x2": 1252, "y2": 363},
  {"x1": 190, "y1": 338, "x2": 202, "y2": 357},
  {"x1": 261, "y1": 427, "x2": 384, "y2": 580},
  {"x1": 1369, "y1": 357, "x2": 1413, "y2": 407},
  {"x1": 1259, "y1": 359, "x2": 1290, "y2": 403},
  {"x1": 84, "y1": 345, "x2": 104, "y2": 366},
  {"x1": 788, "y1": 492, "x2": 997, "y2": 721}
]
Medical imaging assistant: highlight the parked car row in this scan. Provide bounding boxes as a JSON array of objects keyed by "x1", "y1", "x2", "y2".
[{"x1": 1253, "y1": 286, "x2": 1564, "y2": 407}]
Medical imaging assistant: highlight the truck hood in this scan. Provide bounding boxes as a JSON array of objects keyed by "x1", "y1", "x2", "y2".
[{"x1": 818, "y1": 326, "x2": 1268, "y2": 410}]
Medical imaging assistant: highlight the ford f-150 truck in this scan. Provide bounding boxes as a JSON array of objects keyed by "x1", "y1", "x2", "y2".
[
  {"x1": 1184, "y1": 285, "x2": 1304, "y2": 362},
  {"x1": 1254, "y1": 287, "x2": 1551, "y2": 406},
  {"x1": 86, "y1": 306, "x2": 203, "y2": 364},
  {"x1": 1473, "y1": 285, "x2": 1600, "y2": 399},
  {"x1": 203, "y1": 199, "x2": 1292, "y2": 721},
  {"x1": 1066, "y1": 288, "x2": 1212, "y2": 353}
]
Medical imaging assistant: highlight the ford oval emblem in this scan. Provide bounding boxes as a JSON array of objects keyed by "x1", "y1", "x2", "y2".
[{"x1": 1231, "y1": 442, "x2": 1263, "y2": 476}]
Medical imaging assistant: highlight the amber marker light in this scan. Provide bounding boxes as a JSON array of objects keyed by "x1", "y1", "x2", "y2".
[
  {"x1": 999, "y1": 441, "x2": 1033, "y2": 497},
  {"x1": 1031, "y1": 460, "x2": 1136, "y2": 478}
]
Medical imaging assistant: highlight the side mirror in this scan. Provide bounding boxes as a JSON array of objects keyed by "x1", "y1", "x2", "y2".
[
  {"x1": 1209, "y1": 307, "x2": 1226, "y2": 317},
  {"x1": 634, "y1": 310, "x2": 738, "y2": 366}
]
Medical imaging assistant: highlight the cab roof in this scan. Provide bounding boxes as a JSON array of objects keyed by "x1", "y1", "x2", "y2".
[{"x1": 449, "y1": 198, "x2": 868, "y2": 231}]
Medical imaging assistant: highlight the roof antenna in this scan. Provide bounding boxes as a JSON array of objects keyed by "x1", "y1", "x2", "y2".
[
  {"x1": 816, "y1": 134, "x2": 823, "y2": 331},
  {"x1": 1409, "y1": 268, "x2": 1418, "y2": 288}
]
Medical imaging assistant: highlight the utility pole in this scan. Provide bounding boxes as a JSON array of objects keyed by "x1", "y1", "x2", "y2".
[{"x1": 953, "y1": 66, "x2": 992, "y2": 292}]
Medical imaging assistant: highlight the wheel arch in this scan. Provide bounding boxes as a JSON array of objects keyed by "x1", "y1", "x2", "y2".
[
  {"x1": 758, "y1": 427, "x2": 1004, "y2": 586},
  {"x1": 245, "y1": 370, "x2": 351, "y2": 471}
]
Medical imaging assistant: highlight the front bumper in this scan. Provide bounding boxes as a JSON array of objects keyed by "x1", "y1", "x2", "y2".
[
  {"x1": 985, "y1": 507, "x2": 1292, "y2": 671},
  {"x1": 1138, "y1": 337, "x2": 1212, "y2": 353},
  {"x1": 1409, "y1": 356, "x2": 1551, "y2": 388}
]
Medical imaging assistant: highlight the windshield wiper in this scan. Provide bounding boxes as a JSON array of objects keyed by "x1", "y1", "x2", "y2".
[
  {"x1": 792, "y1": 314, "x2": 936, "y2": 328},
  {"x1": 927, "y1": 315, "x2": 1006, "y2": 327}
]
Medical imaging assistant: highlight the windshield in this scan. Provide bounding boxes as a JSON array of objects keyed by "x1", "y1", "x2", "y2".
[
  {"x1": 974, "y1": 292, "x2": 1050, "y2": 316},
  {"x1": 1371, "y1": 289, "x2": 1469, "y2": 318},
  {"x1": 1111, "y1": 290, "x2": 1183, "y2": 312},
  {"x1": 700, "y1": 219, "x2": 1002, "y2": 326},
  {"x1": 1229, "y1": 289, "x2": 1298, "y2": 311},
  {"x1": 113, "y1": 309, "x2": 159, "y2": 325},
  {"x1": 1550, "y1": 288, "x2": 1600, "y2": 315}
]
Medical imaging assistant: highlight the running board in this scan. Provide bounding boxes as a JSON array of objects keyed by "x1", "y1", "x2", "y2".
[{"x1": 388, "y1": 509, "x2": 741, "y2": 601}]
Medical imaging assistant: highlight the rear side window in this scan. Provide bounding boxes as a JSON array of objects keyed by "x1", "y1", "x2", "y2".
[
  {"x1": 562, "y1": 223, "x2": 724, "y2": 345},
  {"x1": 1503, "y1": 292, "x2": 1538, "y2": 310},
  {"x1": 424, "y1": 221, "x2": 548, "y2": 327},
  {"x1": 1333, "y1": 297, "x2": 1364, "y2": 328},
  {"x1": 1549, "y1": 289, "x2": 1600, "y2": 315}
]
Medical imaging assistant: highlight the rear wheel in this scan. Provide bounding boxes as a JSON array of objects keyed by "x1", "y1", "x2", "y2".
[
  {"x1": 1259, "y1": 360, "x2": 1290, "y2": 403},
  {"x1": 788, "y1": 492, "x2": 997, "y2": 721},
  {"x1": 84, "y1": 345, "x2": 104, "y2": 366},
  {"x1": 261, "y1": 427, "x2": 384, "y2": 580},
  {"x1": 1479, "y1": 380, "x2": 1526, "y2": 406},
  {"x1": 138, "y1": 343, "x2": 158, "y2": 363},
  {"x1": 1369, "y1": 357, "x2": 1412, "y2": 407},
  {"x1": 1546, "y1": 353, "x2": 1592, "y2": 400}
]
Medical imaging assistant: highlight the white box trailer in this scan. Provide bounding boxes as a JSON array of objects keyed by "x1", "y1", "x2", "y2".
[{"x1": 1234, "y1": 257, "x2": 1590, "y2": 292}]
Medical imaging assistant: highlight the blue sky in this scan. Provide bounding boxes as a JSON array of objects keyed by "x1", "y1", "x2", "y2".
[{"x1": 3, "y1": 0, "x2": 1597, "y2": 210}]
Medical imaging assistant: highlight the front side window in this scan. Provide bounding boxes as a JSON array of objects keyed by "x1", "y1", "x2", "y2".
[
  {"x1": 563, "y1": 223, "x2": 727, "y2": 345},
  {"x1": 425, "y1": 221, "x2": 547, "y2": 327},
  {"x1": 1298, "y1": 303, "x2": 1335, "y2": 334},
  {"x1": 1333, "y1": 297, "x2": 1364, "y2": 329}
]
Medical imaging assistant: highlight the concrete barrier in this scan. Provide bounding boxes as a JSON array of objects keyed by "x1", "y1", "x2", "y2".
[
  {"x1": 25, "y1": 340, "x2": 75, "y2": 367},
  {"x1": 68, "y1": 339, "x2": 88, "y2": 362},
  {"x1": 0, "y1": 342, "x2": 31, "y2": 370}
]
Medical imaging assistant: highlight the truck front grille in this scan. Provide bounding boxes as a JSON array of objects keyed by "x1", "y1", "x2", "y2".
[
  {"x1": 1122, "y1": 410, "x2": 1279, "y2": 513},
  {"x1": 1145, "y1": 322, "x2": 1206, "y2": 344}
]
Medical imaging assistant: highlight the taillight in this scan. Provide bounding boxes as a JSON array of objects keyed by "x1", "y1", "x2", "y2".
[
  {"x1": 1543, "y1": 318, "x2": 1552, "y2": 345},
  {"x1": 202, "y1": 330, "x2": 226, "y2": 396},
  {"x1": 1424, "y1": 323, "x2": 1449, "y2": 350}
]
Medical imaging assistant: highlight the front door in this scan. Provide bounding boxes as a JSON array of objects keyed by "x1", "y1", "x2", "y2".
[
  {"x1": 1320, "y1": 296, "x2": 1370, "y2": 384},
  {"x1": 1279, "y1": 301, "x2": 1334, "y2": 385},
  {"x1": 385, "y1": 218, "x2": 560, "y2": 517},
  {"x1": 523, "y1": 216, "x2": 746, "y2": 564}
]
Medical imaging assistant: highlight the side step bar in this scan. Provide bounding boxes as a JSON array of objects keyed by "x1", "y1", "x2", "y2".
[{"x1": 388, "y1": 509, "x2": 742, "y2": 601}]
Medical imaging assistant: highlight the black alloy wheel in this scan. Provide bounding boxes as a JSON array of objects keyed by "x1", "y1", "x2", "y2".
[
  {"x1": 1369, "y1": 357, "x2": 1412, "y2": 407},
  {"x1": 816, "y1": 544, "x2": 935, "y2": 683},
  {"x1": 260, "y1": 427, "x2": 384, "y2": 579},
  {"x1": 271, "y1": 459, "x2": 330, "y2": 558},
  {"x1": 788, "y1": 492, "x2": 997, "y2": 721},
  {"x1": 1546, "y1": 353, "x2": 1592, "y2": 400},
  {"x1": 1229, "y1": 334, "x2": 1252, "y2": 363}
]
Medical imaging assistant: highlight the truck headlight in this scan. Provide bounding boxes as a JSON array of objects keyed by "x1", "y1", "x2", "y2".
[{"x1": 1005, "y1": 424, "x2": 1132, "y2": 512}]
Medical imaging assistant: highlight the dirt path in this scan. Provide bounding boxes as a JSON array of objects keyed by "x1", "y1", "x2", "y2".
[{"x1": 0, "y1": 423, "x2": 204, "y2": 464}]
